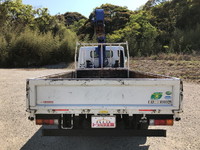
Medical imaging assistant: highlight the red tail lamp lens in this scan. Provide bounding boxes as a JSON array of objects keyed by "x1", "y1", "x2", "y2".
[
  {"x1": 150, "y1": 119, "x2": 173, "y2": 126},
  {"x1": 36, "y1": 119, "x2": 57, "y2": 125},
  {"x1": 154, "y1": 120, "x2": 166, "y2": 125}
]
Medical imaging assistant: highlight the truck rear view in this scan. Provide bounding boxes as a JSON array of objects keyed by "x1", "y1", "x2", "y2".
[
  {"x1": 26, "y1": 9, "x2": 183, "y2": 136},
  {"x1": 26, "y1": 42, "x2": 183, "y2": 136}
]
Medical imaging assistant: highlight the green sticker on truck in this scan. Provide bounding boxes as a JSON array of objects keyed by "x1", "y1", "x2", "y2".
[
  {"x1": 166, "y1": 91, "x2": 172, "y2": 95},
  {"x1": 151, "y1": 92, "x2": 163, "y2": 100},
  {"x1": 149, "y1": 92, "x2": 172, "y2": 105}
]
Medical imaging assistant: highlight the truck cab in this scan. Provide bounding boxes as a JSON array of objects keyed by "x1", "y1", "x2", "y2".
[
  {"x1": 76, "y1": 42, "x2": 129, "y2": 70},
  {"x1": 78, "y1": 46, "x2": 127, "y2": 69}
]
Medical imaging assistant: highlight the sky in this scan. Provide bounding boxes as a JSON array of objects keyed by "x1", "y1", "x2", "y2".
[{"x1": 22, "y1": 0, "x2": 148, "y2": 18}]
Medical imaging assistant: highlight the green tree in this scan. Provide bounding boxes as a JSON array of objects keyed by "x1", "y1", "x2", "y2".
[
  {"x1": 0, "y1": 0, "x2": 77, "y2": 67},
  {"x1": 69, "y1": 19, "x2": 86, "y2": 33},
  {"x1": 107, "y1": 11, "x2": 158, "y2": 56},
  {"x1": 78, "y1": 4, "x2": 132, "y2": 41},
  {"x1": 144, "y1": 0, "x2": 168, "y2": 10},
  {"x1": 1, "y1": 0, "x2": 36, "y2": 29},
  {"x1": 62, "y1": 12, "x2": 87, "y2": 26},
  {"x1": 175, "y1": 0, "x2": 200, "y2": 30},
  {"x1": 34, "y1": 8, "x2": 53, "y2": 33}
]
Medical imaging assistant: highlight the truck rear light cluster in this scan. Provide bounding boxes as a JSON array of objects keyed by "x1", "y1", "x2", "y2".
[
  {"x1": 149, "y1": 119, "x2": 173, "y2": 126},
  {"x1": 36, "y1": 119, "x2": 59, "y2": 125}
]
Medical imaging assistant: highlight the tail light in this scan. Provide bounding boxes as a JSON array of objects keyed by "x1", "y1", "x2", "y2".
[
  {"x1": 149, "y1": 119, "x2": 174, "y2": 126},
  {"x1": 36, "y1": 119, "x2": 59, "y2": 125}
]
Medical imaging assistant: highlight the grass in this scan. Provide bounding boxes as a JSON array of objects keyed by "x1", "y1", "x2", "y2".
[
  {"x1": 37, "y1": 53, "x2": 200, "y2": 83},
  {"x1": 130, "y1": 54, "x2": 200, "y2": 83}
]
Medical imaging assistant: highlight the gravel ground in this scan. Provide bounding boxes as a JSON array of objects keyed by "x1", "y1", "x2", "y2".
[{"x1": 0, "y1": 69, "x2": 200, "y2": 150}]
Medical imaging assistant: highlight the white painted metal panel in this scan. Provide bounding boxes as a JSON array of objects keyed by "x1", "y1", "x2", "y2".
[
  {"x1": 36, "y1": 85, "x2": 172, "y2": 105},
  {"x1": 28, "y1": 78, "x2": 181, "y2": 111}
]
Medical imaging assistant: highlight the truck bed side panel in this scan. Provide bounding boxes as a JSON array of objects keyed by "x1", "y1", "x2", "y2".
[{"x1": 27, "y1": 79, "x2": 181, "y2": 111}]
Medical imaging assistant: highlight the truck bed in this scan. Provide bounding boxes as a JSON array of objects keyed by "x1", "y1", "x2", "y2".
[
  {"x1": 27, "y1": 69, "x2": 183, "y2": 116},
  {"x1": 40, "y1": 69, "x2": 169, "y2": 78}
]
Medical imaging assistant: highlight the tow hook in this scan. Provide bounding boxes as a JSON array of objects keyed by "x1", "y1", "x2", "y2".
[
  {"x1": 175, "y1": 117, "x2": 181, "y2": 121},
  {"x1": 28, "y1": 117, "x2": 34, "y2": 121}
]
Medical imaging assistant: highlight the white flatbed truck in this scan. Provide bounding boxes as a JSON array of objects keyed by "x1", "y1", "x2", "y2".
[{"x1": 26, "y1": 42, "x2": 183, "y2": 136}]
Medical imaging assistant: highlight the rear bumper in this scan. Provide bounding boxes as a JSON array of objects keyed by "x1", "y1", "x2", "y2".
[{"x1": 42, "y1": 128, "x2": 166, "y2": 137}]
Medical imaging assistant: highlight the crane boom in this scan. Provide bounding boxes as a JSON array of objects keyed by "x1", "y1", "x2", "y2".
[
  {"x1": 94, "y1": 9, "x2": 106, "y2": 67},
  {"x1": 94, "y1": 9, "x2": 106, "y2": 43}
]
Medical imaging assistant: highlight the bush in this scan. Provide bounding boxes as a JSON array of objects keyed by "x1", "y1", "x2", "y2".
[
  {"x1": 0, "y1": 28, "x2": 76, "y2": 67},
  {"x1": 9, "y1": 29, "x2": 54, "y2": 67},
  {"x1": 56, "y1": 28, "x2": 77, "y2": 62},
  {"x1": 169, "y1": 24, "x2": 200, "y2": 54},
  {"x1": 0, "y1": 35, "x2": 8, "y2": 66}
]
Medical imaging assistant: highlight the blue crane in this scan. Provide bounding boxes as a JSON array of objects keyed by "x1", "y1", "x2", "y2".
[{"x1": 94, "y1": 9, "x2": 106, "y2": 67}]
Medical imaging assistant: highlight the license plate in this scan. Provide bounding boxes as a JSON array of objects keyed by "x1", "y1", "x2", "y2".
[{"x1": 91, "y1": 116, "x2": 116, "y2": 128}]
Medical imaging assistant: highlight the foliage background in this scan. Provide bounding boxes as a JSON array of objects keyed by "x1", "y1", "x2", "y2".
[{"x1": 0, "y1": 0, "x2": 199, "y2": 67}]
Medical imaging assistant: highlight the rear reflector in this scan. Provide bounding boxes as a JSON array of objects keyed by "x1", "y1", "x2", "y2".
[
  {"x1": 150, "y1": 119, "x2": 173, "y2": 126},
  {"x1": 36, "y1": 119, "x2": 59, "y2": 125},
  {"x1": 53, "y1": 109, "x2": 69, "y2": 111},
  {"x1": 139, "y1": 109, "x2": 156, "y2": 111}
]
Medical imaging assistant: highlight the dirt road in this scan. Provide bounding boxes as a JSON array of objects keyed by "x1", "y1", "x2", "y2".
[{"x1": 0, "y1": 69, "x2": 199, "y2": 150}]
